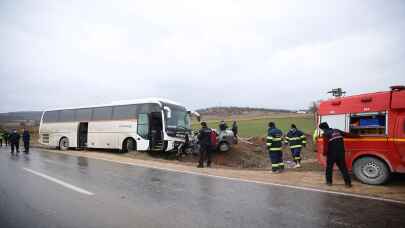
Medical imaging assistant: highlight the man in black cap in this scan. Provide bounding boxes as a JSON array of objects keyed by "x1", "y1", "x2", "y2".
[
  {"x1": 9, "y1": 129, "x2": 21, "y2": 156},
  {"x1": 22, "y1": 128, "x2": 31, "y2": 154},
  {"x1": 197, "y1": 122, "x2": 213, "y2": 168},
  {"x1": 319, "y1": 122, "x2": 356, "y2": 188}
]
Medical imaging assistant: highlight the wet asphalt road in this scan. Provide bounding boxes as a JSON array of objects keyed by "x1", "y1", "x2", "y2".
[{"x1": 0, "y1": 147, "x2": 404, "y2": 228}]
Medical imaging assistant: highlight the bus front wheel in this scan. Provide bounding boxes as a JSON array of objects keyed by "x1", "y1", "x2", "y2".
[
  {"x1": 59, "y1": 137, "x2": 69, "y2": 151},
  {"x1": 353, "y1": 157, "x2": 390, "y2": 185},
  {"x1": 122, "y1": 138, "x2": 137, "y2": 153}
]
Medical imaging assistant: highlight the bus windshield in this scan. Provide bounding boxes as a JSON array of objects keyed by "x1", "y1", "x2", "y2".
[{"x1": 165, "y1": 107, "x2": 191, "y2": 131}]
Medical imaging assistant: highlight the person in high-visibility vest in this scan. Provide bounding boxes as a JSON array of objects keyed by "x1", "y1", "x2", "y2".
[
  {"x1": 285, "y1": 124, "x2": 307, "y2": 168},
  {"x1": 267, "y1": 122, "x2": 284, "y2": 173}
]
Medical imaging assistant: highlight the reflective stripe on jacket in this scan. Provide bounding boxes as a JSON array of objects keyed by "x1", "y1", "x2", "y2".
[{"x1": 286, "y1": 129, "x2": 307, "y2": 149}]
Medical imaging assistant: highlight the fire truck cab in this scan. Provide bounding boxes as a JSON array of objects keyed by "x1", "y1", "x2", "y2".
[{"x1": 315, "y1": 86, "x2": 405, "y2": 185}]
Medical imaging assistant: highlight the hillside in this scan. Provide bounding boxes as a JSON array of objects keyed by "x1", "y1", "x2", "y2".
[
  {"x1": 0, "y1": 111, "x2": 43, "y2": 122},
  {"x1": 195, "y1": 106, "x2": 297, "y2": 120}
]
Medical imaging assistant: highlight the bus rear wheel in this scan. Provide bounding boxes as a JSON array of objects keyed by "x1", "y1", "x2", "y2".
[
  {"x1": 122, "y1": 138, "x2": 137, "y2": 153},
  {"x1": 353, "y1": 157, "x2": 390, "y2": 185},
  {"x1": 59, "y1": 137, "x2": 69, "y2": 151}
]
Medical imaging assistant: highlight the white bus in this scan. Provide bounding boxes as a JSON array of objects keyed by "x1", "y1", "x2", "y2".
[{"x1": 39, "y1": 98, "x2": 195, "y2": 152}]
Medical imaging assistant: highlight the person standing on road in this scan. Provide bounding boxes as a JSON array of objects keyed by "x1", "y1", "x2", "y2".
[
  {"x1": 197, "y1": 122, "x2": 213, "y2": 168},
  {"x1": 267, "y1": 122, "x2": 284, "y2": 173},
  {"x1": 0, "y1": 131, "x2": 3, "y2": 147},
  {"x1": 9, "y1": 129, "x2": 21, "y2": 155},
  {"x1": 285, "y1": 124, "x2": 307, "y2": 168},
  {"x1": 4, "y1": 131, "x2": 9, "y2": 147},
  {"x1": 319, "y1": 122, "x2": 355, "y2": 188},
  {"x1": 22, "y1": 129, "x2": 30, "y2": 154}
]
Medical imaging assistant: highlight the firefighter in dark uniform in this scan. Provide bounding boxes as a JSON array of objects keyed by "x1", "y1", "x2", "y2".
[
  {"x1": 23, "y1": 129, "x2": 30, "y2": 154},
  {"x1": 267, "y1": 122, "x2": 284, "y2": 173},
  {"x1": 197, "y1": 122, "x2": 213, "y2": 168},
  {"x1": 285, "y1": 124, "x2": 307, "y2": 168},
  {"x1": 9, "y1": 129, "x2": 21, "y2": 155},
  {"x1": 319, "y1": 122, "x2": 353, "y2": 188}
]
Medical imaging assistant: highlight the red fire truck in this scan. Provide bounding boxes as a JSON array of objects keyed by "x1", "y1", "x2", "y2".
[{"x1": 315, "y1": 86, "x2": 405, "y2": 185}]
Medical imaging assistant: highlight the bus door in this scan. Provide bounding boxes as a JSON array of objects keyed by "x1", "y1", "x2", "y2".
[
  {"x1": 136, "y1": 113, "x2": 150, "y2": 151},
  {"x1": 78, "y1": 122, "x2": 88, "y2": 148},
  {"x1": 150, "y1": 112, "x2": 164, "y2": 151},
  {"x1": 395, "y1": 114, "x2": 405, "y2": 163}
]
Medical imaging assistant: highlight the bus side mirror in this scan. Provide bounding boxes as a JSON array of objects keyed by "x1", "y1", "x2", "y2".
[{"x1": 164, "y1": 106, "x2": 172, "y2": 119}]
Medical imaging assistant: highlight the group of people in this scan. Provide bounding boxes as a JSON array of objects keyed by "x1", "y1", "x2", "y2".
[
  {"x1": 219, "y1": 120, "x2": 238, "y2": 137},
  {"x1": 196, "y1": 120, "x2": 239, "y2": 168},
  {"x1": 197, "y1": 120, "x2": 352, "y2": 188},
  {"x1": 267, "y1": 122, "x2": 307, "y2": 173},
  {"x1": 267, "y1": 121, "x2": 352, "y2": 187},
  {"x1": 0, "y1": 129, "x2": 31, "y2": 155}
]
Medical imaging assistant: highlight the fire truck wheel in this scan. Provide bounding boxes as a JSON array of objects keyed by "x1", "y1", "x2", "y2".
[{"x1": 353, "y1": 157, "x2": 390, "y2": 185}]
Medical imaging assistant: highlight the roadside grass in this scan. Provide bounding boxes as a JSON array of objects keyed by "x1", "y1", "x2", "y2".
[{"x1": 192, "y1": 115, "x2": 315, "y2": 137}]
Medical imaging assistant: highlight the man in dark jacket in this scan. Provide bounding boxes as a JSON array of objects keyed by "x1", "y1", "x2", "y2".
[
  {"x1": 197, "y1": 122, "x2": 213, "y2": 168},
  {"x1": 267, "y1": 122, "x2": 284, "y2": 173},
  {"x1": 4, "y1": 131, "x2": 9, "y2": 147},
  {"x1": 319, "y1": 122, "x2": 355, "y2": 188},
  {"x1": 232, "y1": 121, "x2": 238, "y2": 137},
  {"x1": 22, "y1": 129, "x2": 30, "y2": 154},
  {"x1": 9, "y1": 129, "x2": 20, "y2": 155},
  {"x1": 219, "y1": 120, "x2": 228, "y2": 132},
  {"x1": 286, "y1": 124, "x2": 307, "y2": 168}
]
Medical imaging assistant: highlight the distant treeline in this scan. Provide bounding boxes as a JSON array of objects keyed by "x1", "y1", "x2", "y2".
[
  {"x1": 0, "y1": 111, "x2": 43, "y2": 122},
  {"x1": 196, "y1": 106, "x2": 293, "y2": 115}
]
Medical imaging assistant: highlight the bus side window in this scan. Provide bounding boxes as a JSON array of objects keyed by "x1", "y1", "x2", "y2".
[
  {"x1": 92, "y1": 107, "x2": 113, "y2": 121},
  {"x1": 43, "y1": 111, "x2": 60, "y2": 123},
  {"x1": 76, "y1": 108, "x2": 92, "y2": 122},
  {"x1": 112, "y1": 105, "x2": 137, "y2": 120},
  {"x1": 60, "y1": 109, "x2": 75, "y2": 122}
]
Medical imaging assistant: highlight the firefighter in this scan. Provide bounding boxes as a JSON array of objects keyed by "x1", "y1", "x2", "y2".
[
  {"x1": 285, "y1": 124, "x2": 307, "y2": 168},
  {"x1": 9, "y1": 129, "x2": 20, "y2": 155},
  {"x1": 267, "y1": 122, "x2": 284, "y2": 173},
  {"x1": 22, "y1": 128, "x2": 30, "y2": 154},
  {"x1": 319, "y1": 122, "x2": 353, "y2": 188},
  {"x1": 197, "y1": 122, "x2": 213, "y2": 168}
]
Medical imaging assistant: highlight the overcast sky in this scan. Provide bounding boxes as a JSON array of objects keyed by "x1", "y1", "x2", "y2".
[{"x1": 1, "y1": 0, "x2": 404, "y2": 112}]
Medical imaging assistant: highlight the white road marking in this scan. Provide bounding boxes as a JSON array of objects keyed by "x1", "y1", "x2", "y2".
[
  {"x1": 23, "y1": 168, "x2": 94, "y2": 196},
  {"x1": 79, "y1": 156, "x2": 405, "y2": 205}
]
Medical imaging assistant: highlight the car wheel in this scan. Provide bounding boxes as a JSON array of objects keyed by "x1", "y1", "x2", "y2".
[
  {"x1": 353, "y1": 157, "x2": 390, "y2": 185},
  {"x1": 59, "y1": 137, "x2": 69, "y2": 151},
  {"x1": 218, "y1": 142, "x2": 230, "y2": 152}
]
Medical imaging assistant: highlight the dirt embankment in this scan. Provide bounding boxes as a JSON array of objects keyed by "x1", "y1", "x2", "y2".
[{"x1": 121, "y1": 135, "x2": 320, "y2": 171}]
